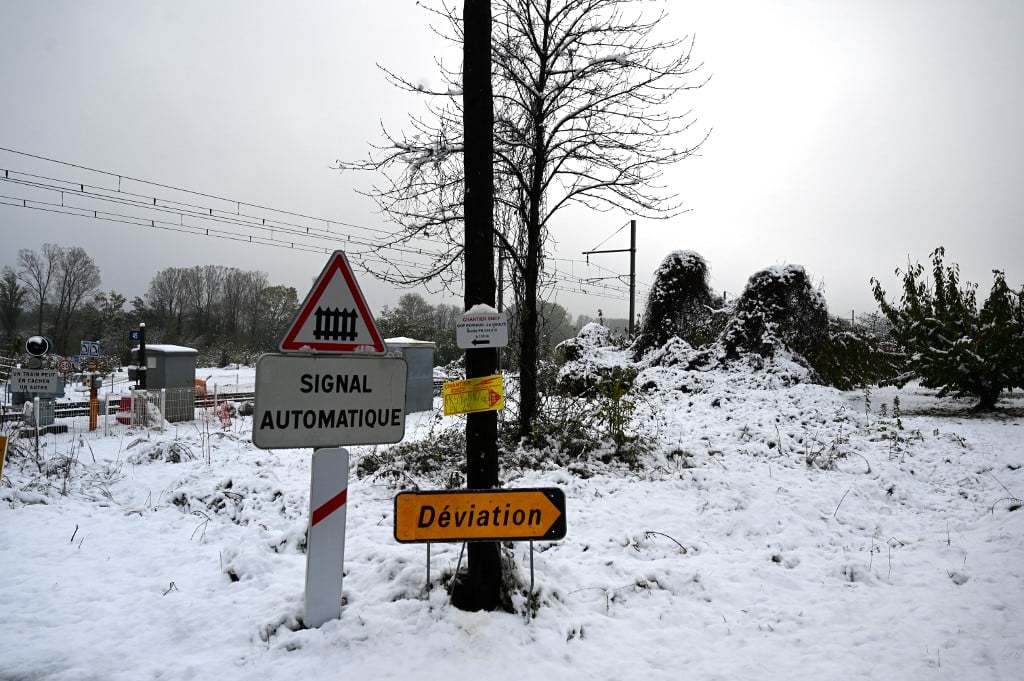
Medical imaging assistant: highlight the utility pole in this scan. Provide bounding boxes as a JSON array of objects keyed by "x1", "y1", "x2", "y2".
[
  {"x1": 452, "y1": 0, "x2": 501, "y2": 612},
  {"x1": 582, "y1": 219, "x2": 637, "y2": 337},
  {"x1": 629, "y1": 219, "x2": 636, "y2": 337}
]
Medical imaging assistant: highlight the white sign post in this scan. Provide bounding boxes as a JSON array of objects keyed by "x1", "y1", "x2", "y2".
[
  {"x1": 305, "y1": 447, "x2": 350, "y2": 628},
  {"x1": 253, "y1": 250, "x2": 408, "y2": 629}
]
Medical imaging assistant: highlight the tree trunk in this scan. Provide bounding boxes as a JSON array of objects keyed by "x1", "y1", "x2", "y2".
[
  {"x1": 974, "y1": 383, "x2": 1002, "y2": 411},
  {"x1": 517, "y1": 72, "x2": 549, "y2": 441},
  {"x1": 518, "y1": 193, "x2": 541, "y2": 441}
]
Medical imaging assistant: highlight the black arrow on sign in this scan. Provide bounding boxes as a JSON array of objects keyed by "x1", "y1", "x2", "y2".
[{"x1": 471, "y1": 339, "x2": 491, "y2": 346}]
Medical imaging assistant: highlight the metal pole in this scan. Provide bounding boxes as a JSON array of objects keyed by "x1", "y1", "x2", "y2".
[
  {"x1": 581, "y1": 219, "x2": 638, "y2": 337},
  {"x1": 138, "y1": 322, "x2": 147, "y2": 390},
  {"x1": 529, "y1": 540, "x2": 535, "y2": 615},
  {"x1": 458, "y1": 0, "x2": 500, "y2": 613},
  {"x1": 628, "y1": 219, "x2": 636, "y2": 338},
  {"x1": 33, "y1": 395, "x2": 40, "y2": 455}
]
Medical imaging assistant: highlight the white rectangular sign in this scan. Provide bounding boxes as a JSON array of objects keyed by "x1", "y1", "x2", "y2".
[
  {"x1": 456, "y1": 311, "x2": 509, "y2": 349},
  {"x1": 252, "y1": 353, "x2": 408, "y2": 449},
  {"x1": 9, "y1": 369, "x2": 63, "y2": 394}
]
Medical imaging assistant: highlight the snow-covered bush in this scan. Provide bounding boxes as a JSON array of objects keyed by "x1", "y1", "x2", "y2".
[
  {"x1": 810, "y1": 319, "x2": 903, "y2": 390},
  {"x1": 633, "y1": 251, "x2": 727, "y2": 359},
  {"x1": 719, "y1": 264, "x2": 828, "y2": 362},
  {"x1": 529, "y1": 325, "x2": 651, "y2": 466},
  {"x1": 630, "y1": 254, "x2": 895, "y2": 389},
  {"x1": 558, "y1": 321, "x2": 613, "y2": 363}
]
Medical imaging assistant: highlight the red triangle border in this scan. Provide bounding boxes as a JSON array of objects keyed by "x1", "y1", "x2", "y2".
[{"x1": 279, "y1": 252, "x2": 386, "y2": 353}]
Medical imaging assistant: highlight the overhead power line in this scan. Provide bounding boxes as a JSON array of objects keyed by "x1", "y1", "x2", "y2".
[{"x1": 0, "y1": 146, "x2": 644, "y2": 308}]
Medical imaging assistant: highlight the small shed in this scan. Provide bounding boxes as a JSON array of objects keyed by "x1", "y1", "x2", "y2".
[
  {"x1": 141, "y1": 344, "x2": 198, "y2": 423},
  {"x1": 385, "y1": 337, "x2": 436, "y2": 413}
]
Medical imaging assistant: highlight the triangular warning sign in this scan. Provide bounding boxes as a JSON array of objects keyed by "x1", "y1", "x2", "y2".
[{"x1": 279, "y1": 251, "x2": 386, "y2": 353}]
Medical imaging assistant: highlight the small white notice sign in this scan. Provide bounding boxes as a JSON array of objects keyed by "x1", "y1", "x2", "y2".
[
  {"x1": 9, "y1": 369, "x2": 63, "y2": 394},
  {"x1": 456, "y1": 310, "x2": 509, "y2": 349}
]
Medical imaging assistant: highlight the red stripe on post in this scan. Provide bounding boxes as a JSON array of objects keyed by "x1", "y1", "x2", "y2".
[{"x1": 311, "y1": 488, "x2": 348, "y2": 526}]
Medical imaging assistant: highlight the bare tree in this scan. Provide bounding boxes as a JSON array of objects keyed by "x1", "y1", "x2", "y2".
[
  {"x1": 50, "y1": 246, "x2": 101, "y2": 352},
  {"x1": 143, "y1": 266, "x2": 276, "y2": 353},
  {"x1": 181, "y1": 265, "x2": 225, "y2": 342},
  {"x1": 146, "y1": 268, "x2": 188, "y2": 341},
  {"x1": 17, "y1": 243, "x2": 61, "y2": 336},
  {"x1": 221, "y1": 268, "x2": 249, "y2": 341},
  {"x1": 240, "y1": 270, "x2": 271, "y2": 349},
  {"x1": 343, "y1": 0, "x2": 706, "y2": 437}
]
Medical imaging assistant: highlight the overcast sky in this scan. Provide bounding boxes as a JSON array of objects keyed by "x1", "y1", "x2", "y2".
[{"x1": 1, "y1": 0, "x2": 1021, "y2": 324}]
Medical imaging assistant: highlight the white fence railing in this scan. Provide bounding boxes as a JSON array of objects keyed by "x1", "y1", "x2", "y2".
[{"x1": 4, "y1": 387, "x2": 247, "y2": 459}]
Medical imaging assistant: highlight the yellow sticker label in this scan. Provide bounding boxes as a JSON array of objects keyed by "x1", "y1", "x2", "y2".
[{"x1": 441, "y1": 374, "x2": 505, "y2": 416}]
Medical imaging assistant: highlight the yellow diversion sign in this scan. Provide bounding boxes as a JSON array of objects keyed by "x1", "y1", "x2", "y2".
[
  {"x1": 394, "y1": 488, "x2": 566, "y2": 543},
  {"x1": 442, "y1": 374, "x2": 504, "y2": 416}
]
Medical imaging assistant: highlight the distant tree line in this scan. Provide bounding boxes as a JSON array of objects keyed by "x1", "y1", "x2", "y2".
[
  {"x1": 1, "y1": 243, "x2": 299, "y2": 366},
  {"x1": 2, "y1": 244, "x2": 604, "y2": 371}
]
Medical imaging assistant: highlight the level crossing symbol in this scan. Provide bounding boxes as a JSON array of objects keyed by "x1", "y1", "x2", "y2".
[{"x1": 315, "y1": 307, "x2": 358, "y2": 342}]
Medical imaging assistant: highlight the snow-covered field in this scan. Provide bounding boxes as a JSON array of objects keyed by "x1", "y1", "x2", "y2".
[{"x1": 2, "y1": 361, "x2": 1022, "y2": 681}]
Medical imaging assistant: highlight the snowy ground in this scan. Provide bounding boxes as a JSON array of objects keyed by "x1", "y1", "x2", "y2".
[{"x1": 2, "y1": 362, "x2": 1022, "y2": 681}]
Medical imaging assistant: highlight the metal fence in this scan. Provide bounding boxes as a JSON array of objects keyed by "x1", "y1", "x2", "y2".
[{"x1": 1, "y1": 388, "x2": 255, "y2": 458}]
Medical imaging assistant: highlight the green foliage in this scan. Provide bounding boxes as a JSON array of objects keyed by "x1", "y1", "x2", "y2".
[
  {"x1": 527, "y1": 361, "x2": 650, "y2": 468},
  {"x1": 375, "y1": 293, "x2": 461, "y2": 366},
  {"x1": 871, "y1": 247, "x2": 1024, "y2": 410},
  {"x1": 810, "y1": 319, "x2": 902, "y2": 390}
]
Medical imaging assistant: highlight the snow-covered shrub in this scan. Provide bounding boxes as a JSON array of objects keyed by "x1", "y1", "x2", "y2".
[
  {"x1": 630, "y1": 258, "x2": 883, "y2": 389},
  {"x1": 357, "y1": 425, "x2": 467, "y2": 487},
  {"x1": 558, "y1": 321, "x2": 613, "y2": 363},
  {"x1": 518, "y1": 325, "x2": 651, "y2": 466},
  {"x1": 811, "y1": 319, "x2": 902, "y2": 390},
  {"x1": 719, "y1": 264, "x2": 828, "y2": 363},
  {"x1": 126, "y1": 439, "x2": 195, "y2": 464},
  {"x1": 633, "y1": 251, "x2": 727, "y2": 359},
  {"x1": 555, "y1": 322, "x2": 627, "y2": 395}
]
